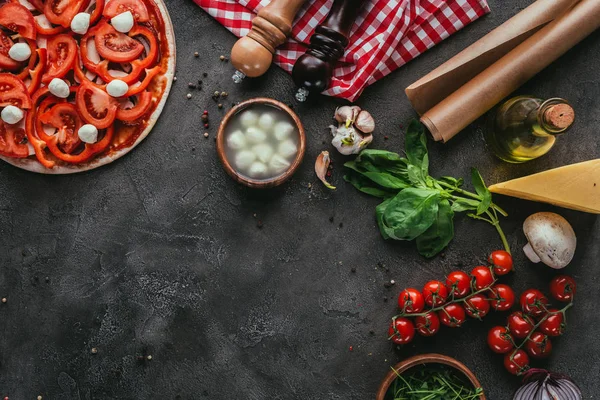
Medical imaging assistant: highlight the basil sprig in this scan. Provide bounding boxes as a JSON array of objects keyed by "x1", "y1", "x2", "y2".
[{"x1": 344, "y1": 120, "x2": 510, "y2": 258}]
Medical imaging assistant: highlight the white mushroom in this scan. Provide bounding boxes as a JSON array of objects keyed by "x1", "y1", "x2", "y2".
[{"x1": 522, "y1": 212, "x2": 576, "y2": 269}]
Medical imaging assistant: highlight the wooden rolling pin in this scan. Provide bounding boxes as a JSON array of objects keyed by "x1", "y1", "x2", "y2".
[
  {"x1": 231, "y1": 0, "x2": 308, "y2": 83},
  {"x1": 292, "y1": 0, "x2": 367, "y2": 101}
]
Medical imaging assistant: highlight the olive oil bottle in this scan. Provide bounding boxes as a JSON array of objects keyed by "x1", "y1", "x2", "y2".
[{"x1": 485, "y1": 96, "x2": 574, "y2": 163}]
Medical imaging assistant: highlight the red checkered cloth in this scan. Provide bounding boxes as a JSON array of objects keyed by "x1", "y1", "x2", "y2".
[{"x1": 193, "y1": 0, "x2": 490, "y2": 101}]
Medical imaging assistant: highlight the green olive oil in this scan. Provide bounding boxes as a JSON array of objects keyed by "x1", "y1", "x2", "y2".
[{"x1": 485, "y1": 96, "x2": 574, "y2": 163}]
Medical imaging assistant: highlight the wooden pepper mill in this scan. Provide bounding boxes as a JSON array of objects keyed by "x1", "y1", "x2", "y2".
[
  {"x1": 231, "y1": 0, "x2": 308, "y2": 83},
  {"x1": 292, "y1": 0, "x2": 367, "y2": 101}
]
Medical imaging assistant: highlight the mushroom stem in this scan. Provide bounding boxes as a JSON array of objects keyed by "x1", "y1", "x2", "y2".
[{"x1": 523, "y1": 242, "x2": 541, "y2": 263}]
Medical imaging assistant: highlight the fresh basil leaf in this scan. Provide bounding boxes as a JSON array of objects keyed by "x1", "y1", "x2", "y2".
[
  {"x1": 354, "y1": 150, "x2": 409, "y2": 176},
  {"x1": 450, "y1": 197, "x2": 479, "y2": 213},
  {"x1": 376, "y1": 197, "x2": 394, "y2": 239},
  {"x1": 471, "y1": 168, "x2": 492, "y2": 215},
  {"x1": 405, "y1": 120, "x2": 428, "y2": 174},
  {"x1": 380, "y1": 188, "x2": 440, "y2": 240},
  {"x1": 439, "y1": 176, "x2": 464, "y2": 188},
  {"x1": 416, "y1": 199, "x2": 455, "y2": 258},
  {"x1": 407, "y1": 164, "x2": 427, "y2": 187},
  {"x1": 343, "y1": 173, "x2": 396, "y2": 198},
  {"x1": 345, "y1": 162, "x2": 411, "y2": 190}
]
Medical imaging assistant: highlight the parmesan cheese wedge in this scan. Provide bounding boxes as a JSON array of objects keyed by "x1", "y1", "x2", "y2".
[{"x1": 489, "y1": 159, "x2": 600, "y2": 214}]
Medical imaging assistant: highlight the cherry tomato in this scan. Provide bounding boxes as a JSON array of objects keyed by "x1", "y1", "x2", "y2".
[
  {"x1": 488, "y1": 284, "x2": 515, "y2": 311},
  {"x1": 0, "y1": 121, "x2": 28, "y2": 158},
  {"x1": 116, "y1": 90, "x2": 154, "y2": 122},
  {"x1": 43, "y1": 34, "x2": 77, "y2": 83},
  {"x1": 43, "y1": 0, "x2": 85, "y2": 28},
  {"x1": 75, "y1": 81, "x2": 118, "y2": 129},
  {"x1": 39, "y1": 103, "x2": 83, "y2": 154},
  {"x1": 388, "y1": 318, "x2": 415, "y2": 345},
  {"x1": 487, "y1": 326, "x2": 514, "y2": 354},
  {"x1": 471, "y1": 266, "x2": 495, "y2": 291},
  {"x1": 520, "y1": 289, "x2": 549, "y2": 318},
  {"x1": 504, "y1": 350, "x2": 530, "y2": 376},
  {"x1": 446, "y1": 271, "x2": 471, "y2": 298},
  {"x1": 488, "y1": 250, "x2": 513, "y2": 276},
  {"x1": 506, "y1": 311, "x2": 534, "y2": 339},
  {"x1": 0, "y1": 31, "x2": 21, "y2": 71},
  {"x1": 439, "y1": 304, "x2": 466, "y2": 328},
  {"x1": 94, "y1": 20, "x2": 144, "y2": 63},
  {"x1": 525, "y1": 332, "x2": 552, "y2": 358},
  {"x1": 0, "y1": 2, "x2": 37, "y2": 40},
  {"x1": 539, "y1": 309, "x2": 565, "y2": 337},
  {"x1": 415, "y1": 312, "x2": 440, "y2": 337},
  {"x1": 0, "y1": 73, "x2": 33, "y2": 109},
  {"x1": 549, "y1": 275, "x2": 576, "y2": 303},
  {"x1": 422, "y1": 280, "x2": 448, "y2": 307},
  {"x1": 398, "y1": 288, "x2": 425, "y2": 314},
  {"x1": 464, "y1": 294, "x2": 490, "y2": 319},
  {"x1": 103, "y1": 0, "x2": 150, "y2": 22}
]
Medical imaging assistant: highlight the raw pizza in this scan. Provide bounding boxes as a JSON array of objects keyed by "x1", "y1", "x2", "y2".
[{"x1": 0, "y1": 0, "x2": 175, "y2": 173}]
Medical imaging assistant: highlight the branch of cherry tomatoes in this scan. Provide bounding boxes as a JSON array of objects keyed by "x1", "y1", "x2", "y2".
[{"x1": 387, "y1": 250, "x2": 577, "y2": 376}]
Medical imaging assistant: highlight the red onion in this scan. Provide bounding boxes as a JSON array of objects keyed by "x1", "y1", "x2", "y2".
[{"x1": 513, "y1": 369, "x2": 581, "y2": 400}]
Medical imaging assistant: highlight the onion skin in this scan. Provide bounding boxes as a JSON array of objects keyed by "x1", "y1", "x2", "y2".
[{"x1": 513, "y1": 369, "x2": 582, "y2": 400}]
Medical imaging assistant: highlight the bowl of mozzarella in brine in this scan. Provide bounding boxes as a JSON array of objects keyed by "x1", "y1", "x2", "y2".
[{"x1": 217, "y1": 98, "x2": 306, "y2": 188}]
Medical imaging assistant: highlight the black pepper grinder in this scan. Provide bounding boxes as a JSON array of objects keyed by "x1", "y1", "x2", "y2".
[{"x1": 292, "y1": 0, "x2": 367, "y2": 102}]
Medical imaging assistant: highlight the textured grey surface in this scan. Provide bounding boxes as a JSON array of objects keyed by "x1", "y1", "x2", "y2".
[{"x1": 0, "y1": 0, "x2": 599, "y2": 399}]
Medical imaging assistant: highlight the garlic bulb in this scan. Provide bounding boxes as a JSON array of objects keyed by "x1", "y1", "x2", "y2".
[{"x1": 330, "y1": 105, "x2": 375, "y2": 155}]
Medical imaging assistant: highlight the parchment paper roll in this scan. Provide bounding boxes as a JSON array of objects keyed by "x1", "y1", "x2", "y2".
[
  {"x1": 406, "y1": 0, "x2": 579, "y2": 115},
  {"x1": 408, "y1": 0, "x2": 600, "y2": 142}
]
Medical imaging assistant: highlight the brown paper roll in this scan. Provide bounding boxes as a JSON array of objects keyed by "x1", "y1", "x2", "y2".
[
  {"x1": 406, "y1": 0, "x2": 579, "y2": 115},
  {"x1": 420, "y1": 0, "x2": 600, "y2": 142}
]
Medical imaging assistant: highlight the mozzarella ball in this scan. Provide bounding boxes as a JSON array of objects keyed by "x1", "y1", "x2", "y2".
[
  {"x1": 247, "y1": 161, "x2": 268, "y2": 178},
  {"x1": 252, "y1": 143, "x2": 274, "y2": 164},
  {"x1": 226, "y1": 130, "x2": 247, "y2": 150},
  {"x1": 273, "y1": 121, "x2": 295, "y2": 141},
  {"x1": 235, "y1": 150, "x2": 256, "y2": 170},
  {"x1": 269, "y1": 154, "x2": 291, "y2": 175},
  {"x1": 239, "y1": 110, "x2": 258, "y2": 128},
  {"x1": 8, "y1": 43, "x2": 31, "y2": 62},
  {"x1": 106, "y1": 79, "x2": 129, "y2": 97},
  {"x1": 111, "y1": 11, "x2": 134, "y2": 33},
  {"x1": 278, "y1": 139, "x2": 298, "y2": 159},
  {"x1": 258, "y1": 113, "x2": 275, "y2": 131},
  {"x1": 48, "y1": 78, "x2": 70, "y2": 98},
  {"x1": 71, "y1": 12, "x2": 91, "y2": 35},
  {"x1": 78, "y1": 124, "x2": 98, "y2": 143},
  {"x1": 245, "y1": 127, "x2": 267, "y2": 144},
  {"x1": 1, "y1": 105, "x2": 24, "y2": 125}
]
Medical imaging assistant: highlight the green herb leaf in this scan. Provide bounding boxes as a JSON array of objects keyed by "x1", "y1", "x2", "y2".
[
  {"x1": 450, "y1": 197, "x2": 479, "y2": 213},
  {"x1": 345, "y1": 162, "x2": 411, "y2": 190},
  {"x1": 376, "y1": 197, "x2": 394, "y2": 240},
  {"x1": 353, "y1": 150, "x2": 409, "y2": 177},
  {"x1": 439, "y1": 176, "x2": 464, "y2": 189},
  {"x1": 379, "y1": 188, "x2": 440, "y2": 241},
  {"x1": 343, "y1": 172, "x2": 396, "y2": 198},
  {"x1": 405, "y1": 120, "x2": 429, "y2": 175},
  {"x1": 471, "y1": 168, "x2": 492, "y2": 215},
  {"x1": 416, "y1": 199, "x2": 455, "y2": 258}
]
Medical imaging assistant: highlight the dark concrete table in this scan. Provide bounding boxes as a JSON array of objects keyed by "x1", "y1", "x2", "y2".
[{"x1": 1, "y1": 1, "x2": 598, "y2": 398}]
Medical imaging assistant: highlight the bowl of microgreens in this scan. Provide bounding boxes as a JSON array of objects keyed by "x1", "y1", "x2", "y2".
[{"x1": 376, "y1": 354, "x2": 485, "y2": 400}]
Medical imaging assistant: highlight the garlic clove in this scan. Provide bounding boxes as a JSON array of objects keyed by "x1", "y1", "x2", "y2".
[
  {"x1": 334, "y1": 105, "x2": 361, "y2": 127},
  {"x1": 315, "y1": 151, "x2": 335, "y2": 190},
  {"x1": 355, "y1": 110, "x2": 375, "y2": 133}
]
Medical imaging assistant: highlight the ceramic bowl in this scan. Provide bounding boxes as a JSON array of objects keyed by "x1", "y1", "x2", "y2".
[
  {"x1": 216, "y1": 97, "x2": 306, "y2": 189},
  {"x1": 376, "y1": 353, "x2": 485, "y2": 400}
]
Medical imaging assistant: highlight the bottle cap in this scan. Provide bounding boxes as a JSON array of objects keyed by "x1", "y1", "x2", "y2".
[{"x1": 543, "y1": 103, "x2": 575, "y2": 130}]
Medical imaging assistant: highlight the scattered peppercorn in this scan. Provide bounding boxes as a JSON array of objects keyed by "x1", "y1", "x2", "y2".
[
  {"x1": 37, "y1": 396, "x2": 42, "y2": 400},
  {"x1": 197, "y1": 80, "x2": 203, "y2": 85},
  {"x1": 1, "y1": 298, "x2": 6, "y2": 303},
  {"x1": 349, "y1": 346, "x2": 353, "y2": 351},
  {"x1": 201, "y1": 114, "x2": 208, "y2": 122},
  {"x1": 173, "y1": 76, "x2": 177, "y2": 81},
  {"x1": 194, "y1": 51, "x2": 199, "y2": 57},
  {"x1": 186, "y1": 93, "x2": 192, "y2": 99},
  {"x1": 383, "y1": 282, "x2": 394, "y2": 289},
  {"x1": 329, "y1": 216, "x2": 334, "y2": 223},
  {"x1": 203, "y1": 72, "x2": 208, "y2": 77},
  {"x1": 351, "y1": 268, "x2": 356, "y2": 273},
  {"x1": 369, "y1": 330, "x2": 375, "y2": 335},
  {"x1": 191, "y1": 147, "x2": 195, "y2": 152},
  {"x1": 91, "y1": 348, "x2": 98, "y2": 354},
  {"x1": 384, "y1": 136, "x2": 389, "y2": 140},
  {"x1": 188, "y1": 82, "x2": 196, "y2": 89},
  {"x1": 219, "y1": 55, "x2": 225, "y2": 61},
  {"x1": 221, "y1": 92, "x2": 228, "y2": 98},
  {"x1": 218, "y1": 104, "x2": 223, "y2": 109},
  {"x1": 203, "y1": 132, "x2": 209, "y2": 138},
  {"x1": 204, "y1": 123, "x2": 209, "y2": 128},
  {"x1": 257, "y1": 220, "x2": 263, "y2": 229},
  {"x1": 383, "y1": 297, "x2": 388, "y2": 302},
  {"x1": 147, "y1": 355, "x2": 152, "y2": 360},
  {"x1": 338, "y1": 222, "x2": 343, "y2": 228},
  {"x1": 203, "y1": 110, "x2": 208, "y2": 115}
]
